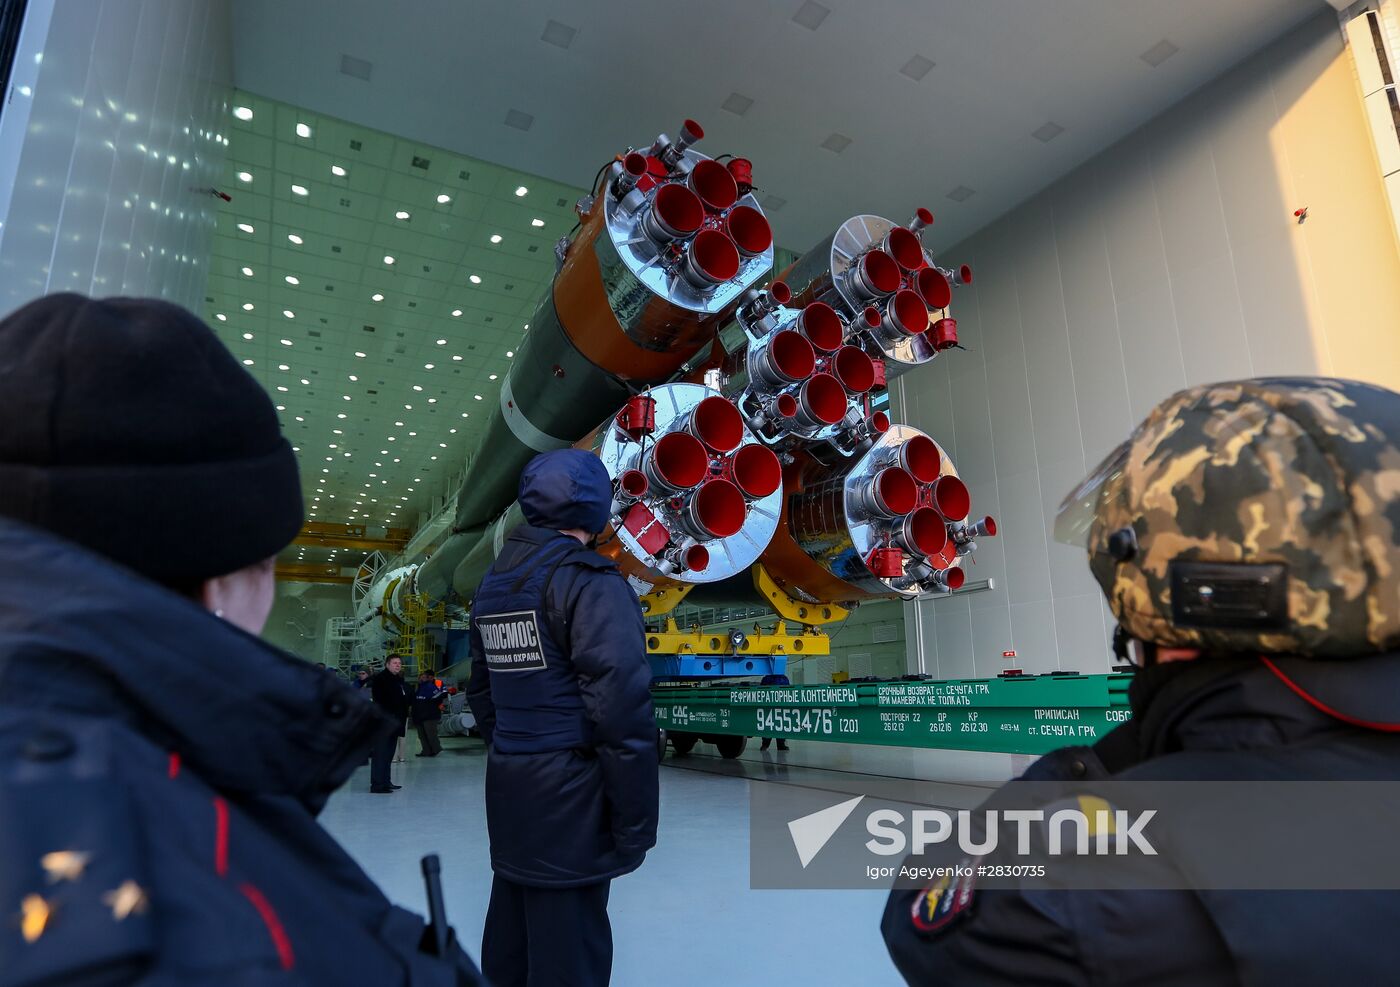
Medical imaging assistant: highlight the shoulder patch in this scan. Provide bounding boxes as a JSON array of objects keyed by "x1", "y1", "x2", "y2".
[{"x1": 909, "y1": 858, "x2": 977, "y2": 937}]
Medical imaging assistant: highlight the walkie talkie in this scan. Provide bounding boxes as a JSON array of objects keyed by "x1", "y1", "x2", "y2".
[{"x1": 421, "y1": 853, "x2": 450, "y2": 957}]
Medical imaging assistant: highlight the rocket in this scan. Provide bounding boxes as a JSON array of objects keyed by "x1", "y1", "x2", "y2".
[
  {"x1": 414, "y1": 120, "x2": 776, "y2": 601},
  {"x1": 367, "y1": 119, "x2": 995, "y2": 641}
]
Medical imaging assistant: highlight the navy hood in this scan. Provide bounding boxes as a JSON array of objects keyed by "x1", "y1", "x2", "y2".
[{"x1": 518, "y1": 450, "x2": 612, "y2": 533}]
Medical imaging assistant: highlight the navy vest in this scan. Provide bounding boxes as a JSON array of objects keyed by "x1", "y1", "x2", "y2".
[{"x1": 471, "y1": 536, "x2": 591, "y2": 754}]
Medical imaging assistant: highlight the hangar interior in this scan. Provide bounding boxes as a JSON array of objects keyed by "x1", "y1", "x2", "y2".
[{"x1": 3, "y1": 0, "x2": 1399, "y2": 982}]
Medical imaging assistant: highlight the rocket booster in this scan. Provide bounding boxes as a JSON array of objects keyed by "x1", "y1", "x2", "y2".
[{"x1": 416, "y1": 121, "x2": 776, "y2": 601}]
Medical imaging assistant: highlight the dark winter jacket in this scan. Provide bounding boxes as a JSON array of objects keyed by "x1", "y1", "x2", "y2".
[
  {"x1": 412, "y1": 681, "x2": 447, "y2": 723},
  {"x1": 882, "y1": 655, "x2": 1400, "y2": 985},
  {"x1": 466, "y1": 454, "x2": 658, "y2": 888},
  {"x1": 0, "y1": 519, "x2": 483, "y2": 985},
  {"x1": 370, "y1": 668, "x2": 411, "y2": 736}
]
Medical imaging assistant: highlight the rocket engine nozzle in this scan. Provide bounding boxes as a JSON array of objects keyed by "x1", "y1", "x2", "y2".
[
  {"x1": 797, "y1": 302, "x2": 844, "y2": 353},
  {"x1": 642, "y1": 182, "x2": 704, "y2": 243},
  {"x1": 915, "y1": 267, "x2": 952, "y2": 310},
  {"x1": 780, "y1": 425, "x2": 987, "y2": 601},
  {"x1": 725, "y1": 205, "x2": 772, "y2": 258},
  {"x1": 896, "y1": 433, "x2": 941, "y2": 485},
  {"x1": 752, "y1": 330, "x2": 816, "y2": 387},
  {"x1": 679, "y1": 229, "x2": 741, "y2": 290},
  {"x1": 882, "y1": 226, "x2": 927, "y2": 272},
  {"x1": 895, "y1": 507, "x2": 950, "y2": 559},
  {"x1": 880, "y1": 289, "x2": 930, "y2": 340},
  {"x1": 854, "y1": 466, "x2": 918, "y2": 519},
  {"x1": 610, "y1": 469, "x2": 650, "y2": 516},
  {"x1": 847, "y1": 249, "x2": 901, "y2": 300},
  {"x1": 729, "y1": 443, "x2": 782, "y2": 499},
  {"x1": 928, "y1": 566, "x2": 967, "y2": 591},
  {"x1": 794, "y1": 373, "x2": 847, "y2": 429},
  {"x1": 687, "y1": 395, "x2": 745, "y2": 454},
  {"x1": 681, "y1": 479, "x2": 747, "y2": 539},
  {"x1": 908, "y1": 207, "x2": 934, "y2": 235},
  {"x1": 953, "y1": 515, "x2": 997, "y2": 545},
  {"x1": 930, "y1": 475, "x2": 971, "y2": 522},
  {"x1": 593, "y1": 383, "x2": 784, "y2": 590},
  {"x1": 613, "y1": 152, "x2": 649, "y2": 199},
  {"x1": 688, "y1": 158, "x2": 739, "y2": 213},
  {"x1": 643, "y1": 431, "x2": 709, "y2": 493},
  {"x1": 831, "y1": 345, "x2": 876, "y2": 394}
]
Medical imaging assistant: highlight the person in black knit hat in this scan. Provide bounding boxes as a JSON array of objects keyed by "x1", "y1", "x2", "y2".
[{"x1": 0, "y1": 294, "x2": 483, "y2": 985}]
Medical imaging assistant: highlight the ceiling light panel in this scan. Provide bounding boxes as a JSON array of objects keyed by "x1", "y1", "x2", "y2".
[{"x1": 205, "y1": 90, "x2": 577, "y2": 549}]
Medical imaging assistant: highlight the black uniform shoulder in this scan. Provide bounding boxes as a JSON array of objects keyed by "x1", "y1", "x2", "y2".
[
  {"x1": 558, "y1": 546, "x2": 621, "y2": 574},
  {"x1": 0, "y1": 712, "x2": 157, "y2": 981}
]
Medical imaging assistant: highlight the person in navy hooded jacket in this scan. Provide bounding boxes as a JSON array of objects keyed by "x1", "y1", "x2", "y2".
[
  {"x1": 0, "y1": 294, "x2": 483, "y2": 985},
  {"x1": 465, "y1": 449, "x2": 659, "y2": 987}
]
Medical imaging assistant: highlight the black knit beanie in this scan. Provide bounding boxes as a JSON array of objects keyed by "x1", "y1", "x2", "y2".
[{"x1": 0, "y1": 293, "x2": 303, "y2": 584}]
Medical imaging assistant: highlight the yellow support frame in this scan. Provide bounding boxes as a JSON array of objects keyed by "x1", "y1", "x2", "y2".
[
  {"x1": 751, "y1": 565, "x2": 850, "y2": 626},
  {"x1": 639, "y1": 566, "x2": 850, "y2": 658},
  {"x1": 645, "y1": 618, "x2": 830, "y2": 657},
  {"x1": 638, "y1": 582, "x2": 695, "y2": 618}
]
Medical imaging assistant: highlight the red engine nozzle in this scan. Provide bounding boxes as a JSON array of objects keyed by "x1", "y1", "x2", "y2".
[
  {"x1": 725, "y1": 205, "x2": 771, "y2": 258},
  {"x1": 882, "y1": 289, "x2": 929, "y2": 338},
  {"x1": 642, "y1": 183, "x2": 704, "y2": 242},
  {"x1": 685, "y1": 479, "x2": 746, "y2": 539},
  {"x1": 798, "y1": 302, "x2": 844, "y2": 353},
  {"x1": 795, "y1": 373, "x2": 847, "y2": 427},
  {"x1": 860, "y1": 467, "x2": 919, "y2": 518},
  {"x1": 931, "y1": 566, "x2": 966, "y2": 591},
  {"x1": 769, "y1": 280, "x2": 792, "y2": 305},
  {"x1": 620, "y1": 470, "x2": 649, "y2": 498},
  {"x1": 958, "y1": 515, "x2": 997, "y2": 541},
  {"x1": 643, "y1": 431, "x2": 708, "y2": 492},
  {"x1": 688, "y1": 158, "x2": 739, "y2": 213},
  {"x1": 883, "y1": 226, "x2": 926, "y2": 272},
  {"x1": 931, "y1": 475, "x2": 971, "y2": 522},
  {"x1": 898, "y1": 506, "x2": 950, "y2": 558},
  {"x1": 899, "y1": 434, "x2": 941, "y2": 484},
  {"x1": 849, "y1": 249, "x2": 901, "y2": 299},
  {"x1": 688, "y1": 395, "x2": 744, "y2": 454},
  {"x1": 730, "y1": 443, "x2": 782, "y2": 499},
  {"x1": 915, "y1": 267, "x2": 952, "y2": 310},
  {"x1": 869, "y1": 410, "x2": 891, "y2": 434},
  {"x1": 685, "y1": 544, "x2": 710, "y2": 572},
  {"x1": 754, "y1": 330, "x2": 816, "y2": 387},
  {"x1": 833, "y1": 345, "x2": 876, "y2": 394},
  {"x1": 679, "y1": 229, "x2": 741, "y2": 289}
]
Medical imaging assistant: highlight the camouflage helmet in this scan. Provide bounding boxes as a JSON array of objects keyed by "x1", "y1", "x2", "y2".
[{"x1": 1054, "y1": 378, "x2": 1400, "y2": 658}]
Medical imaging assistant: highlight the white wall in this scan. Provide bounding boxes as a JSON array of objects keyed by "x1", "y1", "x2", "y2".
[
  {"x1": 263, "y1": 585, "x2": 354, "y2": 662},
  {"x1": 0, "y1": 0, "x2": 233, "y2": 314},
  {"x1": 898, "y1": 10, "x2": 1400, "y2": 678}
]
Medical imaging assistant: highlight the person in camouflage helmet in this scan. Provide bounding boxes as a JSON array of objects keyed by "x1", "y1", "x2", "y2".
[
  {"x1": 882, "y1": 377, "x2": 1400, "y2": 985},
  {"x1": 1062, "y1": 376, "x2": 1400, "y2": 659}
]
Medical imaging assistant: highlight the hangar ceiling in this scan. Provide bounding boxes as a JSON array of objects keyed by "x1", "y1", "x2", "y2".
[
  {"x1": 206, "y1": 92, "x2": 579, "y2": 570},
  {"x1": 228, "y1": 0, "x2": 1324, "y2": 252}
]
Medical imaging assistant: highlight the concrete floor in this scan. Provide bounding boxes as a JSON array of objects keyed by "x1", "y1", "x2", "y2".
[{"x1": 321, "y1": 737, "x2": 1016, "y2": 986}]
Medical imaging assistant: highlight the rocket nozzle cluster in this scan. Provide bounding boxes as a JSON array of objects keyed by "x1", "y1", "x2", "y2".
[
  {"x1": 845, "y1": 432, "x2": 997, "y2": 592},
  {"x1": 608, "y1": 392, "x2": 781, "y2": 576},
  {"x1": 610, "y1": 120, "x2": 773, "y2": 298}
]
